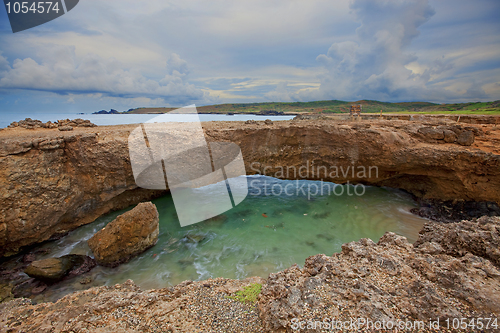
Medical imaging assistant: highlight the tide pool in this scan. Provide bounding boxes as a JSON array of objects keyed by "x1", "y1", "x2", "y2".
[{"x1": 30, "y1": 176, "x2": 428, "y2": 302}]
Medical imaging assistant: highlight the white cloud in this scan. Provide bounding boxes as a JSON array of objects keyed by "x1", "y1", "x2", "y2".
[
  {"x1": 202, "y1": 0, "x2": 352, "y2": 44},
  {"x1": 289, "y1": 0, "x2": 500, "y2": 103},
  {"x1": 0, "y1": 0, "x2": 499, "y2": 111},
  {"x1": 166, "y1": 53, "x2": 189, "y2": 75},
  {"x1": 309, "y1": 0, "x2": 437, "y2": 101},
  {"x1": 0, "y1": 53, "x2": 9, "y2": 74},
  {"x1": 0, "y1": 47, "x2": 206, "y2": 104},
  {"x1": 22, "y1": 32, "x2": 165, "y2": 69},
  {"x1": 264, "y1": 82, "x2": 294, "y2": 102}
]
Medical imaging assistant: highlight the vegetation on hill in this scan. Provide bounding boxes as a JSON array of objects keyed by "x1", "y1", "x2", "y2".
[{"x1": 123, "y1": 100, "x2": 500, "y2": 115}]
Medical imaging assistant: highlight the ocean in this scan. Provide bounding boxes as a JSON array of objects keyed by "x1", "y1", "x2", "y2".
[{"x1": 0, "y1": 113, "x2": 295, "y2": 128}]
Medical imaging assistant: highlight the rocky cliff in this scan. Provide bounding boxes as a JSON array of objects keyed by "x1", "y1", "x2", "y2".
[
  {"x1": 1, "y1": 217, "x2": 499, "y2": 332},
  {"x1": 258, "y1": 216, "x2": 500, "y2": 332},
  {"x1": 0, "y1": 127, "x2": 165, "y2": 257},
  {"x1": 1, "y1": 118, "x2": 499, "y2": 256}
]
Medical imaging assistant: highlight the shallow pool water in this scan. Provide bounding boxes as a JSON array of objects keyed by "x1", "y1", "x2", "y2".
[{"x1": 31, "y1": 176, "x2": 428, "y2": 302}]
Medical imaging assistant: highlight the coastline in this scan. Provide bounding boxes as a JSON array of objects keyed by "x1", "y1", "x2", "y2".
[
  {"x1": 1, "y1": 117, "x2": 500, "y2": 331},
  {"x1": 1, "y1": 216, "x2": 499, "y2": 332},
  {"x1": 1, "y1": 117, "x2": 499, "y2": 256}
]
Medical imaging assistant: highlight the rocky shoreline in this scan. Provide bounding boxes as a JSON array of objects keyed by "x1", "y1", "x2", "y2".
[
  {"x1": 1, "y1": 216, "x2": 499, "y2": 332},
  {"x1": 1, "y1": 117, "x2": 499, "y2": 331},
  {"x1": 6, "y1": 118, "x2": 96, "y2": 131},
  {"x1": 1, "y1": 117, "x2": 499, "y2": 256},
  {"x1": 411, "y1": 198, "x2": 500, "y2": 223}
]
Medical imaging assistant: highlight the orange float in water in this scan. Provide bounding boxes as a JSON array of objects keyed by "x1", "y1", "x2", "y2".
[{"x1": 262, "y1": 213, "x2": 268, "y2": 218}]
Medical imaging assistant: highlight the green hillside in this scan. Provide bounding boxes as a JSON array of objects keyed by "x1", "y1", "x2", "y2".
[{"x1": 124, "y1": 100, "x2": 500, "y2": 115}]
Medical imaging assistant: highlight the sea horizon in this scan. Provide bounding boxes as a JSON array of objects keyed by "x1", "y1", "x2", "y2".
[{"x1": 0, "y1": 113, "x2": 295, "y2": 128}]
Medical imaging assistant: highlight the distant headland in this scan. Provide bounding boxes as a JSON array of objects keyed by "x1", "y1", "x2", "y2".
[
  {"x1": 92, "y1": 109, "x2": 122, "y2": 115},
  {"x1": 92, "y1": 99, "x2": 500, "y2": 115}
]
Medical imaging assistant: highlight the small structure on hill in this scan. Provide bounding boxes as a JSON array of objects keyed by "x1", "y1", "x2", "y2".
[{"x1": 350, "y1": 104, "x2": 362, "y2": 116}]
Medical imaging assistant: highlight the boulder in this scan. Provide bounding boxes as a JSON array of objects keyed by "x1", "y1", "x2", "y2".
[
  {"x1": 58, "y1": 126, "x2": 73, "y2": 131},
  {"x1": 443, "y1": 129, "x2": 457, "y2": 143},
  {"x1": 464, "y1": 126, "x2": 483, "y2": 136},
  {"x1": 66, "y1": 254, "x2": 97, "y2": 279},
  {"x1": 264, "y1": 119, "x2": 273, "y2": 125},
  {"x1": 418, "y1": 127, "x2": 444, "y2": 140},
  {"x1": 24, "y1": 254, "x2": 96, "y2": 283},
  {"x1": 87, "y1": 202, "x2": 159, "y2": 267},
  {"x1": 457, "y1": 130, "x2": 474, "y2": 146},
  {"x1": 24, "y1": 257, "x2": 73, "y2": 283}
]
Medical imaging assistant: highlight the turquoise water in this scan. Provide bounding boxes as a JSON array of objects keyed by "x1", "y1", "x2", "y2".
[{"x1": 32, "y1": 176, "x2": 427, "y2": 302}]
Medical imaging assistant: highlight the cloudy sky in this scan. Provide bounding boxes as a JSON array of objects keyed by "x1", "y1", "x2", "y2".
[{"x1": 0, "y1": 0, "x2": 499, "y2": 114}]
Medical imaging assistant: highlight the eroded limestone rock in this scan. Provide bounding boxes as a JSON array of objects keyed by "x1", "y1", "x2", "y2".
[
  {"x1": 24, "y1": 254, "x2": 96, "y2": 283},
  {"x1": 87, "y1": 202, "x2": 159, "y2": 267},
  {"x1": 1, "y1": 120, "x2": 499, "y2": 257},
  {"x1": 457, "y1": 130, "x2": 475, "y2": 146},
  {"x1": 1, "y1": 218, "x2": 499, "y2": 332},
  {"x1": 258, "y1": 217, "x2": 500, "y2": 332}
]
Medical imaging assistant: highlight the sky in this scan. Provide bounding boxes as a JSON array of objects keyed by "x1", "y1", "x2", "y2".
[{"x1": 0, "y1": 0, "x2": 499, "y2": 114}]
